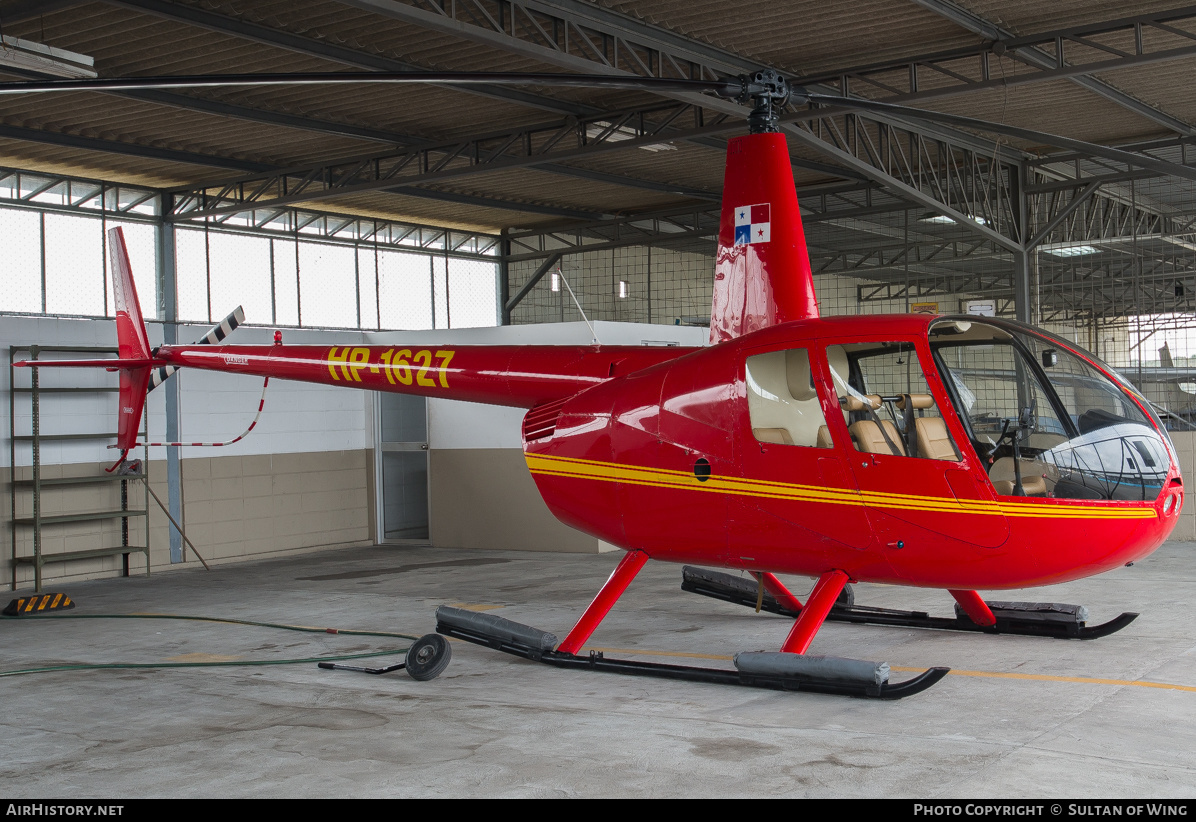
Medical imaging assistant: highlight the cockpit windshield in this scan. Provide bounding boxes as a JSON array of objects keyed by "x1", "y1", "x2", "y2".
[{"x1": 929, "y1": 319, "x2": 1171, "y2": 501}]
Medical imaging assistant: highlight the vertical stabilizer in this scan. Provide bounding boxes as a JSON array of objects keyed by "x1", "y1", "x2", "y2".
[
  {"x1": 709, "y1": 132, "x2": 818, "y2": 344},
  {"x1": 108, "y1": 227, "x2": 152, "y2": 454}
]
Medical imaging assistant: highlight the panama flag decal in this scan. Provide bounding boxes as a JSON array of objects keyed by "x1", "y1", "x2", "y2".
[{"x1": 733, "y1": 203, "x2": 771, "y2": 245}]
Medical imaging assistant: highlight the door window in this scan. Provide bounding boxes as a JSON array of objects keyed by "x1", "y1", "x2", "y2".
[
  {"x1": 826, "y1": 341, "x2": 959, "y2": 461},
  {"x1": 744, "y1": 348, "x2": 832, "y2": 448}
]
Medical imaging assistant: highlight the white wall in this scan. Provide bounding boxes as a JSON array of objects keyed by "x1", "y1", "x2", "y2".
[{"x1": 2, "y1": 316, "x2": 372, "y2": 469}]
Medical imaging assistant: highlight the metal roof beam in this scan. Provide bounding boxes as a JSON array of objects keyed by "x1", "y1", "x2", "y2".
[
  {"x1": 337, "y1": 0, "x2": 869, "y2": 181},
  {"x1": 782, "y1": 118, "x2": 1023, "y2": 252},
  {"x1": 2, "y1": 61, "x2": 722, "y2": 205},
  {"x1": 0, "y1": 0, "x2": 82, "y2": 25},
  {"x1": 166, "y1": 102, "x2": 748, "y2": 219},
  {"x1": 909, "y1": 0, "x2": 1196, "y2": 136},
  {"x1": 6, "y1": 4, "x2": 734, "y2": 207},
  {"x1": 802, "y1": 6, "x2": 1196, "y2": 119},
  {"x1": 0, "y1": 123, "x2": 277, "y2": 172},
  {"x1": 0, "y1": 122, "x2": 609, "y2": 220}
]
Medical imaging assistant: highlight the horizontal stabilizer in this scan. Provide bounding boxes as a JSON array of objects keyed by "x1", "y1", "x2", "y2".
[{"x1": 14, "y1": 357, "x2": 162, "y2": 369}]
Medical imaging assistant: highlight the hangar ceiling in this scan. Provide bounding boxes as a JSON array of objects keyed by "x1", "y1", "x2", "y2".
[{"x1": 4, "y1": 0, "x2": 1196, "y2": 328}]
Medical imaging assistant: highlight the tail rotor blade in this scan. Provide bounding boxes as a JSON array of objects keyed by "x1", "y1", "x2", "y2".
[{"x1": 149, "y1": 306, "x2": 245, "y2": 392}]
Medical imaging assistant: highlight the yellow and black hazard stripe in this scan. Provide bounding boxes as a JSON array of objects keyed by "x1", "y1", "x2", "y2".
[
  {"x1": 3, "y1": 592, "x2": 75, "y2": 617},
  {"x1": 525, "y1": 453, "x2": 1156, "y2": 521}
]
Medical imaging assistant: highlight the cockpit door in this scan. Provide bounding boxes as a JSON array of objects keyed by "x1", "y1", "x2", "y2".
[
  {"x1": 828, "y1": 338, "x2": 1009, "y2": 554},
  {"x1": 732, "y1": 343, "x2": 873, "y2": 567}
]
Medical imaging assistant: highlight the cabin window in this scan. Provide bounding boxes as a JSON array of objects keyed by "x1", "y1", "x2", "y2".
[
  {"x1": 826, "y1": 342, "x2": 959, "y2": 461},
  {"x1": 745, "y1": 348, "x2": 832, "y2": 448}
]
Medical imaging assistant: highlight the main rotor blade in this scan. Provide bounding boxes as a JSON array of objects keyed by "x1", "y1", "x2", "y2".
[
  {"x1": 3, "y1": 69, "x2": 1190, "y2": 182},
  {"x1": 801, "y1": 91, "x2": 1196, "y2": 183},
  {"x1": 0, "y1": 71, "x2": 742, "y2": 98}
]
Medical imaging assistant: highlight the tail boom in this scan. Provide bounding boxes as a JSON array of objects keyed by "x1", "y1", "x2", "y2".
[{"x1": 157, "y1": 343, "x2": 695, "y2": 408}]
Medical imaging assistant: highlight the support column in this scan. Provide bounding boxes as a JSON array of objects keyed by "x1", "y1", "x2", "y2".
[
  {"x1": 156, "y1": 194, "x2": 183, "y2": 564},
  {"x1": 498, "y1": 228, "x2": 510, "y2": 326},
  {"x1": 1011, "y1": 162, "x2": 1034, "y2": 324}
]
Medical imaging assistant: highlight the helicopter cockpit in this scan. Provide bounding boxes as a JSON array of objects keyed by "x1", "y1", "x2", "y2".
[
  {"x1": 927, "y1": 318, "x2": 1174, "y2": 502},
  {"x1": 741, "y1": 318, "x2": 1175, "y2": 503}
]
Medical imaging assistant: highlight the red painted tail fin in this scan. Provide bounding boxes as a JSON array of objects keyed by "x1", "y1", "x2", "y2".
[
  {"x1": 709, "y1": 132, "x2": 818, "y2": 344},
  {"x1": 108, "y1": 227, "x2": 152, "y2": 456}
]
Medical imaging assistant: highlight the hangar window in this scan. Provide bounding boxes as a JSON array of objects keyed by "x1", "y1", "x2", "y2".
[{"x1": 0, "y1": 177, "x2": 499, "y2": 332}]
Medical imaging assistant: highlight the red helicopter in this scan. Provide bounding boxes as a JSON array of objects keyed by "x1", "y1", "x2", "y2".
[{"x1": 12, "y1": 70, "x2": 1185, "y2": 698}]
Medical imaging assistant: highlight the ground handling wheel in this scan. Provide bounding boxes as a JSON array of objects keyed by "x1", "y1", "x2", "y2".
[{"x1": 405, "y1": 633, "x2": 452, "y2": 681}]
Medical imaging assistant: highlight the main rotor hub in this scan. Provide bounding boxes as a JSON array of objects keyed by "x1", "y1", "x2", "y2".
[{"x1": 739, "y1": 70, "x2": 790, "y2": 134}]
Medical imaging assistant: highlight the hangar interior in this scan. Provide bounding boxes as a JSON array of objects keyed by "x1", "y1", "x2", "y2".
[{"x1": 6, "y1": 0, "x2": 1196, "y2": 586}]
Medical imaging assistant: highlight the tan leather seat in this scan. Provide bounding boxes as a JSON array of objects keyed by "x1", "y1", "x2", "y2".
[
  {"x1": 844, "y1": 394, "x2": 882, "y2": 413},
  {"x1": 848, "y1": 419, "x2": 905, "y2": 455},
  {"x1": 990, "y1": 457, "x2": 1051, "y2": 496},
  {"x1": 816, "y1": 425, "x2": 833, "y2": 449},
  {"x1": 753, "y1": 427, "x2": 793, "y2": 445},
  {"x1": 992, "y1": 477, "x2": 1047, "y2": 496},
  {"x1": 915, "y1": 416, "x2": 958, "y2": 461},
  {"x1": 897, "y1": 393, "x2": 934, "y2": 411}
]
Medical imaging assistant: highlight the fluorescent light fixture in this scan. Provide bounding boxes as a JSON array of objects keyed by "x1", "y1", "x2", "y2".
[
  {"x1": 551, "y1": 272, "x2": 560, "y2": 292},
  {"x1": 618, "y1": 280, "x2": 628, "y2": 298},
  {"x1": 1042, "y1": 244, "x2": 1100, "y2": 257},
  {"x1": 586, "y1": 122, "x2": 675, "y2": 152},
  {"x1": 921, "y1": 212, "x2": 988, "y2": 226},
  {"x1": 0, "y1": 36, "x2": 96, "y2": 79}
]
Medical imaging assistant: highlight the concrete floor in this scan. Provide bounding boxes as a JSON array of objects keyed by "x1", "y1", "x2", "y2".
[{"x1": 1, "y1": 540, "x2": 1194, "y2": 798}]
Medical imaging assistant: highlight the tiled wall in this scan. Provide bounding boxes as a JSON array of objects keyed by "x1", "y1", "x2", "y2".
[
  {"x1": 173, "y1": 450, "x2": 372, "y2": 564},
  {"x1": 429, "y1": 449, "x2": 606, "y2": 553}
]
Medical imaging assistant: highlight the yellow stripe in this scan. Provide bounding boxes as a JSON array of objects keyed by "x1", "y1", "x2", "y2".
[
  {"x1": 50, "y1": 594, "x2": 62, "y2": 608},
  {"x1": 36, "y1": 596, "x2": 47, "y2": 611},
  {"x1": 526, "y1": 453, "x2": 1156, "y2": 521}
]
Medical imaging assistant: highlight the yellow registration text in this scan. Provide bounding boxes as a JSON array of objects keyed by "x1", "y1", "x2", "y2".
[{"x1": 327, "y1": 347, "x2": 455, "y2": 388}]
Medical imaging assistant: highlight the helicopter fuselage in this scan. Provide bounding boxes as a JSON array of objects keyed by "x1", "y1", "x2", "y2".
[{"x1": 525, "y1": 313, "x2": 1181, "y2": 590}]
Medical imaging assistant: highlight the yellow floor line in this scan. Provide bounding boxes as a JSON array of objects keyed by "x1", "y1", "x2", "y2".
[
  {"x1": 581, "y1": 647, "x2": 1196, "y2": 692},
  {"x1": 909, "y1": 667, "x2": 1196, "y2": 692}
]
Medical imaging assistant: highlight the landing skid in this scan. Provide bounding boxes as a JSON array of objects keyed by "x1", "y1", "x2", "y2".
[
  {"x1": 435, "y1": 605, "x2": 948, "y2": 699},
  {"x1": 681, "y1": 567, "x2": 1138, "y2": 640}
]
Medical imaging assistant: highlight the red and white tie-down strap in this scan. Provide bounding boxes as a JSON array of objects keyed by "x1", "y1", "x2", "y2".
[{"x1": 121, "y1": 377, "x2": 270, "y2": 449}]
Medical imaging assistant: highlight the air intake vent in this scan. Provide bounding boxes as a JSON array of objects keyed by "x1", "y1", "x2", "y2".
[{"x1": 522, "y1": 398, "x2": 568, "y2": 442}]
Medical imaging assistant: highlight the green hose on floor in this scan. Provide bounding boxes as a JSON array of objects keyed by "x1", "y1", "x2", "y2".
[{"x1": 0, "y1": 612, "x2": 421, "y2": 677}]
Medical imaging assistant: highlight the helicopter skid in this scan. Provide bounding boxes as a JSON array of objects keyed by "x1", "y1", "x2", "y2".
[
  {"x1": 681, "y1": 567, "x2": 1138, "y2": 640},
  {"x1": 434, "y1": 605, "x2": 947, "y2": 699}
]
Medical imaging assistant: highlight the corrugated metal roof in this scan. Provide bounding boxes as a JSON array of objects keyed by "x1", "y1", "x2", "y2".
[{"x1": 0, "y1": 0, "x2": 1193, "y2": 238}]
